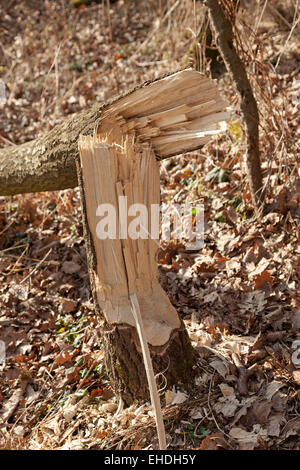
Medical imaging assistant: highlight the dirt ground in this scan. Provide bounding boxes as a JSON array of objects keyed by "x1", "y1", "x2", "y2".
[{"x1": 0, "y1": 0, "x2": 299, "y2": 450}]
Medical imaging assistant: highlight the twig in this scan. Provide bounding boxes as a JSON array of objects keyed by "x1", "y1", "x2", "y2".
[
  {"x1": 130, "y1": 293, "x2": 167, "y2": 450},
  {"x1": 0, "y1": 219, "x2": 14, "y2": 236},
  {"x1": 1, "y1": 253, "x2": 59, "y2": 264},
  {"x1": 267, "y1": 4, "x2": 293, "y2": 29},
  {"x1": 76, "y1": 358, "x2": 98, "y2": 392},
  {"x1": 0, "y1": 242, "x2": 28, "y2": 253},
  {"x1": 253, "y1": 0, "x2": 269, "y2": 38},
  {"x1": 106, "y1": 0, "x2": 113, "y2": 42},
  {"x1": 275, "y1": 1, "x2": 300, "y2": 69},
  {"x1": 20, "y1": 249, "x2": 52, "y2": 285},
  {"x1": 207, "y1": 371, "x2": 232, "y2": 443},
  {"x1": 5, "y1": 245, "x2": 28, "y2": 277},
  {"x1": 232, "y1": 352, "x2": 257, "y2": 396},
  {"x1": 200, "y1": 344, "x2": 230, "y2": 363},
  {"x1": 204, "y1": 0, "x2": 264, "y2": 212},
  {"x1": 0, "y1": 135, "x2": 16, "y2": 146}
]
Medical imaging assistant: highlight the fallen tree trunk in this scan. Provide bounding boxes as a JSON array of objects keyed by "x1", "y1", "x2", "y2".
[
  {"x1": 0, "y1": 104, "x2": 100, "y2": 196},
  {"x1": 0, "y1": 70, "x2": 229, "y2": 196},
  {"x1": 76, "y1": 69, "x2": 230, "y2": 404}
]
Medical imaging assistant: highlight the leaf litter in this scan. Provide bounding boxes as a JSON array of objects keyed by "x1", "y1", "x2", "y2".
[{"x1": 0, "y1": 0, "x2": 300, "y2": 451}]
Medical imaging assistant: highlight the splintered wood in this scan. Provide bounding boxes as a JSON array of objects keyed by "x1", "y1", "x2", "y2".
[
  {"x1": 78, "y1": 69, "x2": 230, "y2": 347},
  {"x1": 78, "y1": 135, "x2": 180, "y2": 347},
  {"x1": 98, "y1": 69, "x2": 230, "y2": 157}
]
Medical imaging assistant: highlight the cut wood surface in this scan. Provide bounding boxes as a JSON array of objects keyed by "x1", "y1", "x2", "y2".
[{"x1": 0, "y1": 69, "x2": 230, "y2": 196}]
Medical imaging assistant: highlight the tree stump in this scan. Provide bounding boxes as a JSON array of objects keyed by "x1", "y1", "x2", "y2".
[{"x1": 77, "y1": 69, "x2": 230, "y2": 404}]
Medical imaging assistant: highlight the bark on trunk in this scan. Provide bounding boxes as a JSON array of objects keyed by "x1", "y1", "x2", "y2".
[
  {"x1": 204, "y1": 0, "x2": 263, "y2": 209},
  {"x1": 0, "y1": 104, "x2": 100, "y2": 196},
  {"x1": 102, "y1": 320, "x2": 194, "y2": 405}
]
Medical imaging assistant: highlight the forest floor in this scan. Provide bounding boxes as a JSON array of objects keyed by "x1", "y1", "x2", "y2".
[{"x1": 0, "y1": 0, "x2": 299, "y2": 450}]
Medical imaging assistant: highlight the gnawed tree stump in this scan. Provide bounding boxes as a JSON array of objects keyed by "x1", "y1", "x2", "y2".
[{"x1": 77, "y1": 70, "x2": 230, "y2": 404}]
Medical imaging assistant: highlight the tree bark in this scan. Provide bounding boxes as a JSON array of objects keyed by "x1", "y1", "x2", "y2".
[
  {"x1": 204, "y1": 0, "x2": 263, "y2": 209},
  {"x1": 188, "y1": 11, "x2": 226, "y2": 77},
  {"x1": 102, "y1": 320, "x2": 194, "y2": 405},
  {"x1": 0, "y1": 104, "x2": 100, "y2": 196}
]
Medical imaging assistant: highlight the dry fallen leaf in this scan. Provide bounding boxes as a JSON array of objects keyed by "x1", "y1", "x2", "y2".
[
  {"x1": 101, "y1": 403, "x2": 118, "y2": 413},
  {"x1": 63, "y1": 405, "x2": 78, "y2": 423},
  {"x1": 0, "y1": 0, "x2": 298, "y2": 452},
  {"x1": 54, "y1": 351, "x2": 74, "y2": 366},
  {"x1": 199, "y1": 433, "x2": 227, "y2": 450},
  {"x1": 254, "y1": 270, "x2": 273, "y2": 290},
  {"x1": 61, "y1": 298, "x2": 77, "y2": 313},
  {"x1": 165, "y1": 388, "x2": 188, "y2": 405},
  {"x1": 199, "y1": 435, "x2": 219, "y2": 450},
  {"x1": 9, "y1": 284, "x2": 29, "y2": 301},
  {"x1": 291, "y1": 340, "x2": 300, "y2": 366},
  {"x1": 229, "y1": 425, "x2": 268, "y2": 449},
  {"x1": 189, "y1": 408, "x2": 203, "y2": 420},
  {"x1": 292, "y1": 370, "x2": 300, "y2": 384},
  {"x1": 209, "y1": 358, "x2": 229, "y2": 378},
  {"x1": 268, "y1": 413, "x2": 285, "y2": 437},
  {"x1": 265, "y1": 381, "x2": 284, "y2": 401},
  {"x1": 0, "y1": 381, "x2": 28, "y2": 422},
  {"x1": 214, "y1": 384, "x2": 240, "y2": 418},
  {"x1": 62, "y1": 261, "x2": 81, "y2": 274},
  {"x1": 283, "y1": 419, "x2": 300, "y2": 438}
]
